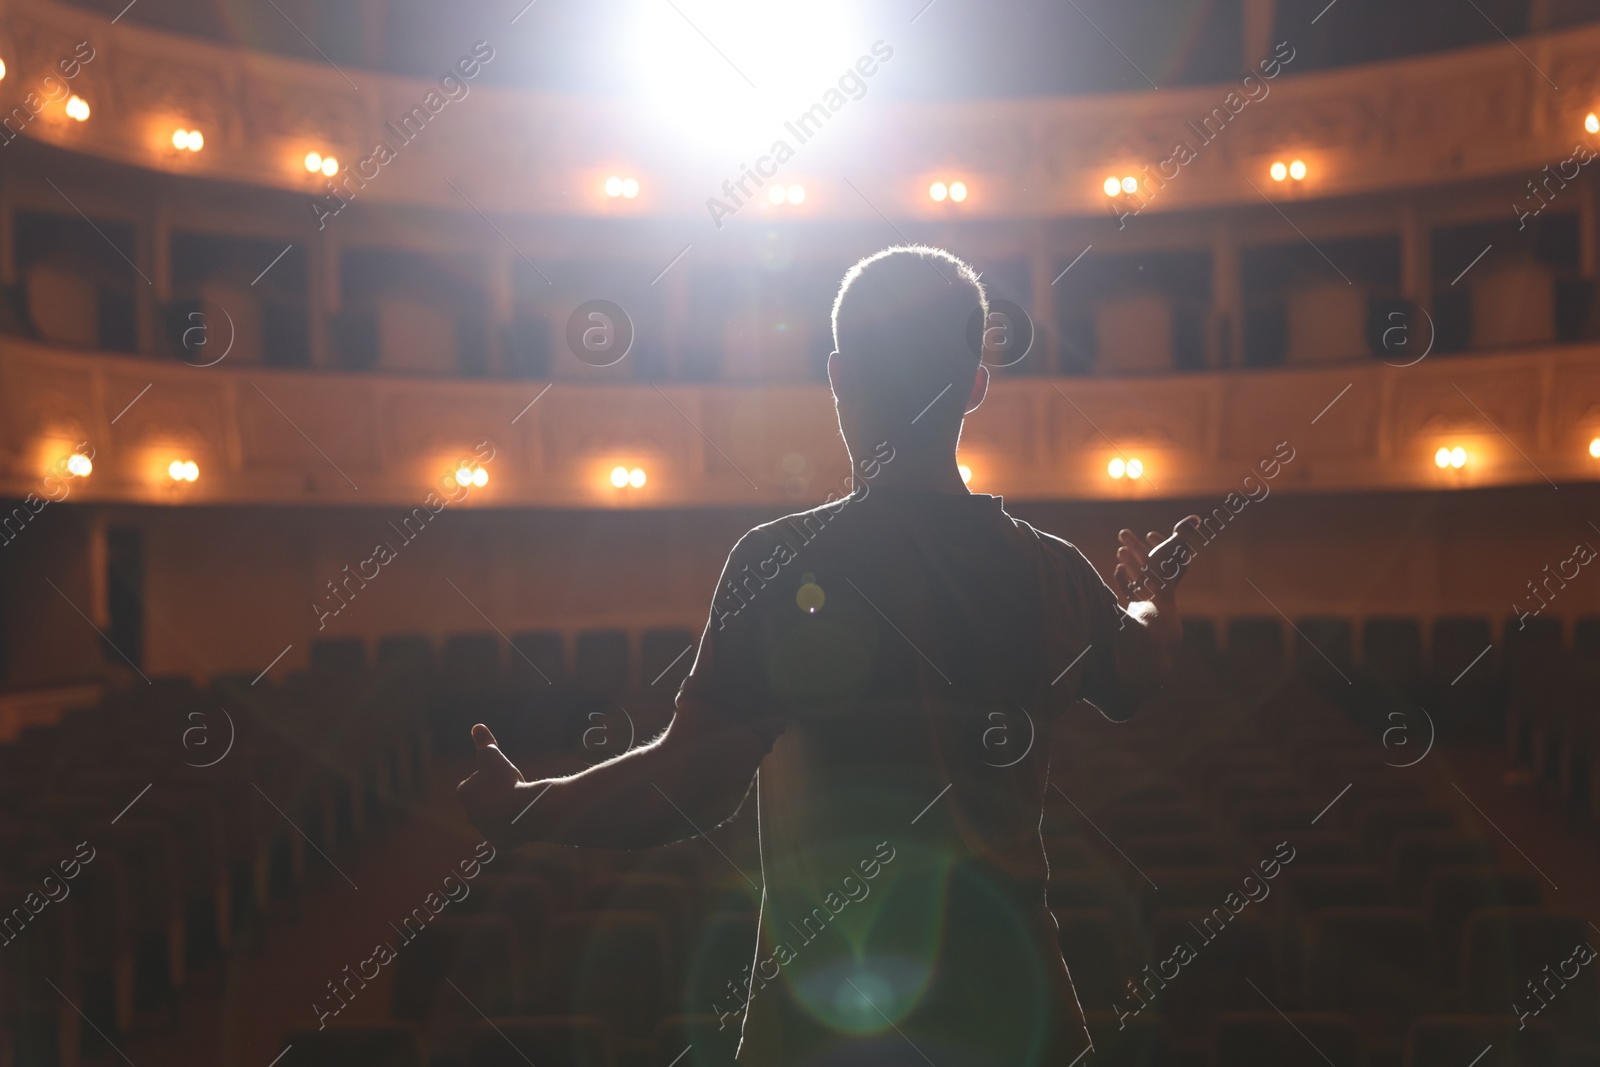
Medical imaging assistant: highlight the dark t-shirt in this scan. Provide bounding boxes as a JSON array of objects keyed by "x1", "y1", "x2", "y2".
[{"x1": 678, "y1": 486, "x2": 1131, "y2": 1067}]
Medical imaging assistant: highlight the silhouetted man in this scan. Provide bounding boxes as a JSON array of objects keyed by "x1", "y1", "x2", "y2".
[{"x1": 460, "y1": 245, "x2": 1198, "y2": 1066}]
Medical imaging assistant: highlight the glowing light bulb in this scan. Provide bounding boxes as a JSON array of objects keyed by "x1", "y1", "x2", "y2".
[
  {"x1": 321, "y1": 155, "x2": 339, "y2": 177},
  {"x1": 1270, "y1": 161, "x2": 1288, "y2": 181},
  {"x1": 472, "y1": 467, "x2": 488, "y2": 487},
  {"x1": 304, "y1": 152, "x2": 323, "y2": 172},
  {"x1": 1589, "y1": 437, "x2": 1600, "y2": 458},
  {"x1": 170, "y1": 460, "x2": 198, "y2": 482},
  {"x1": 787, "y1": 184, "x2": 805, "y2": 204},
  {"x1": 66, "y1": 453, "x2": 92, "y2": 477},
  {"x1": 949, "y1": 181, "x2": 968, "y2": 202},
  {"x1": 604, "y1": 175, "x2": 623, "y2": 197},
  {"x1": 184, "y1": 461, "x2": 199, "y2": 481},
  {"x1": 1103, "y1": 176, "x2": 1121, "y2": 196},
  {"x1": 610, "y1": 465, "x2": 630, "y2": 488},
  {"x1": 1126, "y1": 458, "x2": 1144, "y2": 479},
  {"x1": 0, "y1": 58, "x2": 7, "y2": 81},
  {"x1": 621, "y1": 177, "x2": 639, "y2": 198},
  {"x1": 959, "y1": 464, "x2": 972, "y2": 485},
  {"x1": 768, "y1": 184, "x2": 787, "y2": 204},
  {"x1": 1108, "y1": 457, "x2": 1126, "y2": 479},
  {"x1": 455, "y1": 465, "x2": 474, "y2": 486},
  {"x1": 1435, "y1": 447, "x2": 1451, "y2": 468},
  {"x1": 65, "y1": 95, "x2": 89, "y2": 121},
  {"x1": 169, "y1": 460, "x2": 186, "y2": 480},
  {"x1": 172, "y1": 129, "x2": 189, "y2": 150},
  {"x1": 1587, "y1": 113, "x2": 1598, "y2": 134},
  {"x1": 628, "y1": 467, "x2": 646, "y2": 488},
  {"x1": 1289, "y1": 159, "x2": 1307, "y2": 180},
  {"x1": 1450, "y1": 447, "x2": 1466, "y2": 468},
  {"x1": 929, "y1": 181, "x2": 948, "y2": 202},
  {"x1": 1120, "y1": 176, "x2": 1138, "y2": 194}
]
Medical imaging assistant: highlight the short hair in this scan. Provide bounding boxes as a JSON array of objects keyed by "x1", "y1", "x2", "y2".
[{"x1": 830, "y1": 246, "x2": 987, "y2": 420}]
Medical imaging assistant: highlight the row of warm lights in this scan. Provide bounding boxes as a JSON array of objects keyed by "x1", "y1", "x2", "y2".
[
  {"x1": 1434, "y1": 446, "x2": 1467, "y2": 469},
  {"x1": 1108, "y1": 457, "x2": 1145, "y2": 480},
  {"x1": 1270, "y1": 159, "x2": 1308, "y2": 182},
  {"x1": 167, "y1": 459, "x2": 199, "y2": 482},
  {"x1": 603, "y1": 175, "x2": 640, "y2": 199},
  {"x1": 304, "y1": 151, "x2": 340, "y2": 177},
  {"x1": 454, "y1": 462, "x2": 490, "y2": 487},
  {"x1": 929, "y1": 180, "x2": 968, "y2": 203},
  {"x1": 609, "y1": 465, "x2": 647, "y2": 488},
  {"x1": 171, "y1": 128, "x2": 204, "y2": 152},
  {"x1": 767, "y1": 183, "x2": 806, "y2": 205}
]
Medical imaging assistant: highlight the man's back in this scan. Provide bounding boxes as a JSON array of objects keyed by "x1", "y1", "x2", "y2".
[{"x1": 680, "y1": 486, "x2": 1128, "y2": 1065}]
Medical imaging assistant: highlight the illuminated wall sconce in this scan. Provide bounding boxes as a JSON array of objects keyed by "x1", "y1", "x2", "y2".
[
  {"x1": 1588, "y1": 436, "x2": 1600, "y2": 458},
  {"x1": 454, "y1": 462, "x2": 488, "y2": 487},
  {"x1": 304, "y1": 152, "x2": 339, "y2": 176},
  {"x1": 1270, "y1": 159, "x2": 1307, "y2": 182},
  {"x1": 610, "y1": 465, "x2": 646, "y2": 488},
  {"x1": 1434, "y1": 446, "x2": 1467, "y2": 469},
  {"x1": 65, "y1": 95, "x2": 90, "y2": 121},
  {"x1": 604, "y1": 175, "x2": 640, "y2": 199},
  {"x1": 168, "y1": 459, "x2": 199, "y2": 482},
  {"x1": 1587, "y1": 113, "x2": 1599, "y2": 134},
  {"x1": 1108, "y1": 457, "x2": 1144, "y2": 480},
  {"x1": 66, "y1": 452, "x2": 93, "y2": 477},
  {"x1": 767, "y1": 183, "x2": 806, "y2": 205},
  {"x1": 171, "y1": 128, "x2": 204, "y2": 152},
  {"x1": 929, "y1": 180, "x2": 968, "y2": 203},
  {"x1": 0, "y1": 58, "x2": 8, "y2": 82}
]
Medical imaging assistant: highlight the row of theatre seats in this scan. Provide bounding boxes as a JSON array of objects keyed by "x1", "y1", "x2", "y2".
[
  {"x1": 2, "y1": 609, "x2": 1595, "y2": 1066},
  {"x1": 0, "y1": 670, "x2": 433, "y2": 1067}
]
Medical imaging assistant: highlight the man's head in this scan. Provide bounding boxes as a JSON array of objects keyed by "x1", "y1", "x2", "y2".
[{"x1": 828, "y1": 245, "x2": 989, "y2": 461}]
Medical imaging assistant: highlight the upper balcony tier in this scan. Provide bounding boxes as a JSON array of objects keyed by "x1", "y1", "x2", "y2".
[
  {"x1": 4, "y1": 336, "x2": 1598, "y2": 509},
  {"x1": 5, "y1": 1, "x2": 1600, "y2": 222}
]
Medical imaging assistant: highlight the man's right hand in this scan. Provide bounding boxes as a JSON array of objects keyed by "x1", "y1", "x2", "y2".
[{"x1": 457, "y1": 724, "x2": 530, "y2": 850}]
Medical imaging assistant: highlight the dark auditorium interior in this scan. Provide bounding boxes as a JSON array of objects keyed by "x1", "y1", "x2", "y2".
[{"x1": 4, "y1": 0, "x2": 1600, "y2": 1064}]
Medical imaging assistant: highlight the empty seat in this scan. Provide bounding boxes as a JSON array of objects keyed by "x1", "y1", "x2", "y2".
[
  {"x1": 391, "y1": 915, "x2": 520, "y2": 1053},
  {"x1": 509, "y1": 630, "x2": 565, "y2": 688},
  {"x1": 1404, "y1": 1014, "x2": 1563, "y2": 1067},
  {"x1": 542, "y1": 911, "x2": 671, "y2": 1036},
  {"x1": 1423, "y1": 867, "x2": 1541, "y2": 984},
  {"x1": 309, "y1": 637, "x2": 366, "y2": 673},
  {"x1": 1431, "y1": 617, "x2": 1495, "y2": 686},
  {"x1": 443, "y1": 632, "x2": 502, "y2": 687},
  {"x1": 377, "y1": 634, "x2": 434, "y2": 675},
  {"x1": 1361, "y1": 803, "x2": 1456, "y2": 859},
  {"x1": 641, "y1": 628, "x2": 696, "y2": 690},
  {"x1": 1146, "y1": 908, "x2": 1277, "y2": 1038},
  {"x1": 574, "y1": 631, "x2": 630, "y2": 698},
  {"x1": 1294, "y1": 617, "x2": 1355, "y2": 687},
  {"x1": 464, "y1": 1015, "x2": 614, "y2": 1067},
  {"x1": 1055, "y1": 909, "x2": 1124, "y2": 1011},
  {"x1": 283, "y1": 1023, "x2": 422, "y2": 1067},
  {"x1": 1304, "y1": 908, "x2": 1436, "y2": 1046},
  {"x1": 1363, "y1": 617, "x2": 1423, "y2": 694},
  {"x1": 1225, "y1": 618, "x2": 1284, "y2": 682},
  {"x1": 1210, "y1": 1011, "x2": 1362, "y2": 1067},
  {"x1": 1463, "y1": 908, "x2": 1597, "y2": 1037},
  {"x1": 1390, "y1": 832, "x2": 1497, "y2": 906}
]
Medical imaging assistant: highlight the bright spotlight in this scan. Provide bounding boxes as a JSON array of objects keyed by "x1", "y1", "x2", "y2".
[
  {"x1": 1103, "y1": 176, "x2": 1121, "y2": 196},
  {"x1": 604, "y1": 175, "x2": 623, "y2": 197},
  {"x1": 65, "y1": 95, "x2": 90, "y2": 121},
  {"x1": 1126, "y1": 458, "x2": 1144, "y2": 479},
  {"x1": 610, "y1": 465, "x2": 630, "y2": 488},
  {"x1": 929, "y1": 181, "x2": 948, "y2": 202},
  {"x1": 1450, "y1": 447, "x2": 1466, "y2": 468},
  {"x1": 304, "y1": 152, "x2": 323, "y2": 172},
  {"x1": 621, "y1": 177, "x2": 639, "y2": 198},
  {"x1": 1107, "y1": 457, "x2": 1126, "y2": 479},
  {"x1": 1289, "y1": 159, "x2": 1307, "y2": 180},
  {"x1": 768, "y1": 184, "x2": 787, "y2": 204},
  {"x1": 787, "y1": 184, "x2": 805, "y2": 204},
  {"x1": 1120, "y1": 176, "x2": 1138, "y2": 194},
  {"x1": 949, "y1": 181, "x2": 968, "y2": 202},
  {"x1": 321, "y1": 156, "x2": 339, "y2": 177},
  {"x1": 66, "y1": 453, "x2": 92, "y2": 477},
  {"x1": 1270, "y1": 161, "x2": 1288, "y2": 181},
  {"x1": 959, "y1": 464, "x2": 972, "y2": 485},
  {"x1": 1587, "y1": 113, "x2": 1599, "y2": 134},
  {"x1": 628, "y1": 467, "x2": 647, "y2": 488},
  {"x1": 169, "y1": 460, "x2": 198, "y2": 482}
]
